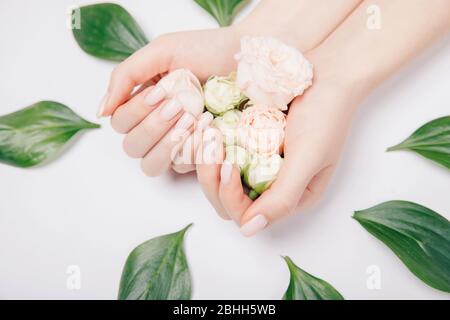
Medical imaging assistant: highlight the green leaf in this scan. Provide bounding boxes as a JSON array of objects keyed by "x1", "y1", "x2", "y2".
[
  {"x1": 0, "y1": 101, "x2": 100, "y2": 168},
  {"x1": 387, "y1": 116, "x2": 450, "y2": 169},
  {"x1": 72, "y1": 3, "x2": 148, "y2": 62},
  {"x1": 354, "y1": 200, "x2": 450, "y2": 293},
  {"x1": 118, "y1": 224, "x2": 193, "y2": 300},
  {"x1": 282, "y1": 256, "x2": 344, "y2": 300},
  {"x1": 194, "y1": 0, "x2": 247, "y2": 27}
]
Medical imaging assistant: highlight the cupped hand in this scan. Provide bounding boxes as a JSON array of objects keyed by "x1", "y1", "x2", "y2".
[
  {"x1": 100, "y1": 28, "x2": 241, "y2": 176},
  {"x1": 197, "y1": 54, "x2": 366, "y2": 235}
]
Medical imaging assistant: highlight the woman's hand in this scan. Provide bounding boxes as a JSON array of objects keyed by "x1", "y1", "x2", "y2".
[
  {"x1": 98, "y1": 0, "x2": 365, "y2": 177},
  {"x1": 100, "y1": 28, "x2": 241, "y2": 176},
  {"x1": 196, "y1": 54, "x2": 366, "y2": 233},
  {"x1": 197, "y1": 0, "x2": 450, "y2": 236}
]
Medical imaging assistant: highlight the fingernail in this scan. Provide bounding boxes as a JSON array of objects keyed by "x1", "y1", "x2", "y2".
[
  {"x1": 175, "y1": 112, "x2": 195, "y2": 130},
  {"x1": 240, "y1": 215, "x2": 268, "y2": 237},
  {"x1": 97, "y1": 93, "x2": 109, "y2": 118},
  {"x1": 145, "y1": 86, "x2": 166, "y2": 106},
  {"x1": 203, "y1": 141, "x2": 218, "y2": 164},
  {"x1": 220, "y1": 160, "x2": 232, "y2": 185},
  {"x1": 196, "y1": 112, "x2": 214, "y2": 132},
  {"x1": 160, "y1": 98, "x2": 182, "y2": 121}
]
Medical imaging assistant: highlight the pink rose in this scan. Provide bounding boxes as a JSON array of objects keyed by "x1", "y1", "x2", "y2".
[
  {"x1": 237, "y1": 105, "x2": 287, "y2": 156},
  {"x1": 235, "y1": 36, "x2": 313, "y2": 111},
  {"x1": 158, "y1": 69, "x2": 204, "y2": 117}
]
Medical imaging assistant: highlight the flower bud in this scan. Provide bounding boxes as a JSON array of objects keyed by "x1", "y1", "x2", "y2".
[
  {"x1": 212, "y1": 109, "x2": 242, "y2": 146},
  {"x1": 225, "y1": 145, "x2": 250, "y2": 174},
  {"x1": 204, "y1": 73, "x2": 246, "y2": 115},
  {"x1": 243, "y1": 154, "x2": 283, "y2": 195}
]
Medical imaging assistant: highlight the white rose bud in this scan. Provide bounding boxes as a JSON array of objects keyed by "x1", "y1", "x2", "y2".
[
  {"x1": 204, "y1": 73, "x2": 246, "y2": 116},
  {"x1": 225, "y1": 145, "x2": 250, "y2": 174},
  {"x1": 243, "y1": 154, "x2": 283, "y2": 198},
  {"x1": 212, "y1": 109, "x2": 242, "y2": 146}
]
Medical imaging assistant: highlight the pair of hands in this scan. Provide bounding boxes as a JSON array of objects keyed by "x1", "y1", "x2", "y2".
[{"x1": 98, "y1": 27, "x2": 361, "y2": 236}]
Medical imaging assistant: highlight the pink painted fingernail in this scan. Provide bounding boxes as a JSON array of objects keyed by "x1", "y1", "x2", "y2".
[
  {"x1": 97, "y1": 93, "x2": 109, "y2": 118},
  {"x1": 145, "y1": 86, "x2": 166, "y2": 106},
  {"x1": 160, "y1": 98, "x2": 182, "y2": 121},
  {"x1": 220, "y1": 160, "x2": 232, "y2": 185},
  {"x1": 196, "y1": 112, "x2": 214, "y2": 132},
  {"x1": 240, "y1": 215, "x2": 268, "y2": 237},
  {"x1": 175, "y1": 112, "x2": 195, "y2": 130}
]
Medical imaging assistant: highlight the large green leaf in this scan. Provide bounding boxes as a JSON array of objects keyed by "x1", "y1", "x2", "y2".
[
  {"x1": 0, "y1": 101, "x2": 99, "y2": 168},
  {"x1": 387, "y1": 116, "x2": 450, "y2": 169},
  {"x1": 118, "y1": 224, "x2": 193, "y2": 300},
  {"x1": 72, "y1": 3, "x2": 148, "y2": 62},
  {"x1": 194, "y1": 0, "x2": 247, "y2": 27},
  {"x1": 282, "y1": 256, "x2": 344, "y2": 300},
  {"x1": 354, "y1": 200, "x2": 450, "y2": 293}
]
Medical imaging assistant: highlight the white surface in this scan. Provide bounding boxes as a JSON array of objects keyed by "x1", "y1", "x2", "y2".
[{"x1": 0, "y1": 0, "x2": 449, "y2": 300}]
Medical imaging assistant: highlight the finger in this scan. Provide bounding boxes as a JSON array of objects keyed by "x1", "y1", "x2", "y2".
[
  {"x1": 196, "y1": 128, "x2": 230, "y2": 220},
  {"x1": 110, "y1": 85, "x2": 165, "y2": 134},
  {"x1": 99, "y1": 38, "x2": 172, "y2": 117},
  {"x1": 122, "y1": 98, "x2": 183, "y2": 158},
  {"x1": 239, "y1": 149, "x2": 323, "y2": 237},
  {"x1": 297, "y1": 165, "x2": 335, "y2": 210},
  {"x1": 172, "y1": 163, "x2": 196, "y2": 174},
  {"x1": 140, "y1": 112, "x2": 195, "y2": 177},
  {"x1": 218, "y1": 161, "x2": 252, "y2": 222},
  {"x1": 172, "y1": 112, "x2": 214, "y2": 173}
]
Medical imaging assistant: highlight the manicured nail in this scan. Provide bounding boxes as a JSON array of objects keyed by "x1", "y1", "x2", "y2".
[
  {"x1": 160, "y1": 98, "x2": 182, "y2": 121},
  {"x1": 196, "y1": 112, "x2": 214, "y2": 132},
  {"x1": 220, "y1": 160, "x2": 232, "y2": 185},
  {"x1": 240, "y1": 215, "x2": 268, "y2": 237},
  {"x1": 97, "y1": 93, "x2": 109, "y2": 118},
  {"x1": 175, "y1": 112, "x2": 195, "y2": 130},
  {"x1": 203, "y1": 141, "x2": 218, "y2": 164},
  {"x1": 144, "y1": 86, "x2": 166, "y2": 106}
]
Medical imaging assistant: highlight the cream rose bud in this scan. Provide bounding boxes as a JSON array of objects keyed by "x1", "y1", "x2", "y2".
[
  {"x1": 237, "y1": 105, "x2": 286, "y2": 156},
  {"x1": 244, "y1": 154, "x2": 283, "y2": 195},
  {"x1": 225, "y1": 145, "x2": 250, "y2": 174},
  {"x1": 212, "y1": 109, "x2": 242, "y2": 146},
  {"x1": 235, "y1": 36, "x2": 314, "y2": 110},
  {"x1": 157, "y1": 69, "x2": 204, "y2": 117},
  {"x1": 204, "y1": 73, "x2": 246, "y2": 116}
]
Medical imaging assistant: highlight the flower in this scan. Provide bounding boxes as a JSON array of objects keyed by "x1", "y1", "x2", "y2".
[
  {"x1": 158, "y1": 69, "x2": 204, "y2": 117},
  {"x1": 225, "y1": 145, "x2": 250, "y2": 174},
  {"x1": 235, "y1": 36, "x2": 313, "y2": 110},
  {"x1": 212, "y1": 109, "x2": 242, "y2": 146},
  {"x1": 204, "y1": 73, "x2": 246, "y2": 115},
  {"x1": 237, "y1": 105, "x2": 286, "y2": 156},
  {"x1": 243, "y1": 153, "x2": 283, "y2": 195}
]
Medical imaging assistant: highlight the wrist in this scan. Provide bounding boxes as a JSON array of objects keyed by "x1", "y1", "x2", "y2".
[
  {"x1": 307, "y1": 47, "x2": 383, "y2": 103},
  {"x1": 233, "y1": 19, "x2": 311, "y2": 53}
]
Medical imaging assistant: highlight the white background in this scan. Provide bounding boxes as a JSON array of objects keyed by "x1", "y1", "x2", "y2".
[{"x1": 0, "y1": 0, "x2": 449, "y2": 300}]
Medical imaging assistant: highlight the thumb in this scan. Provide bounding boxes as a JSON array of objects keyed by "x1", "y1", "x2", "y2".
[
  {"x1": 99, "y1": 37, "x2": 173, "y2": 117},
  {"x1": 239, "y1": 148, "x2": 322, "y2": 237}
]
